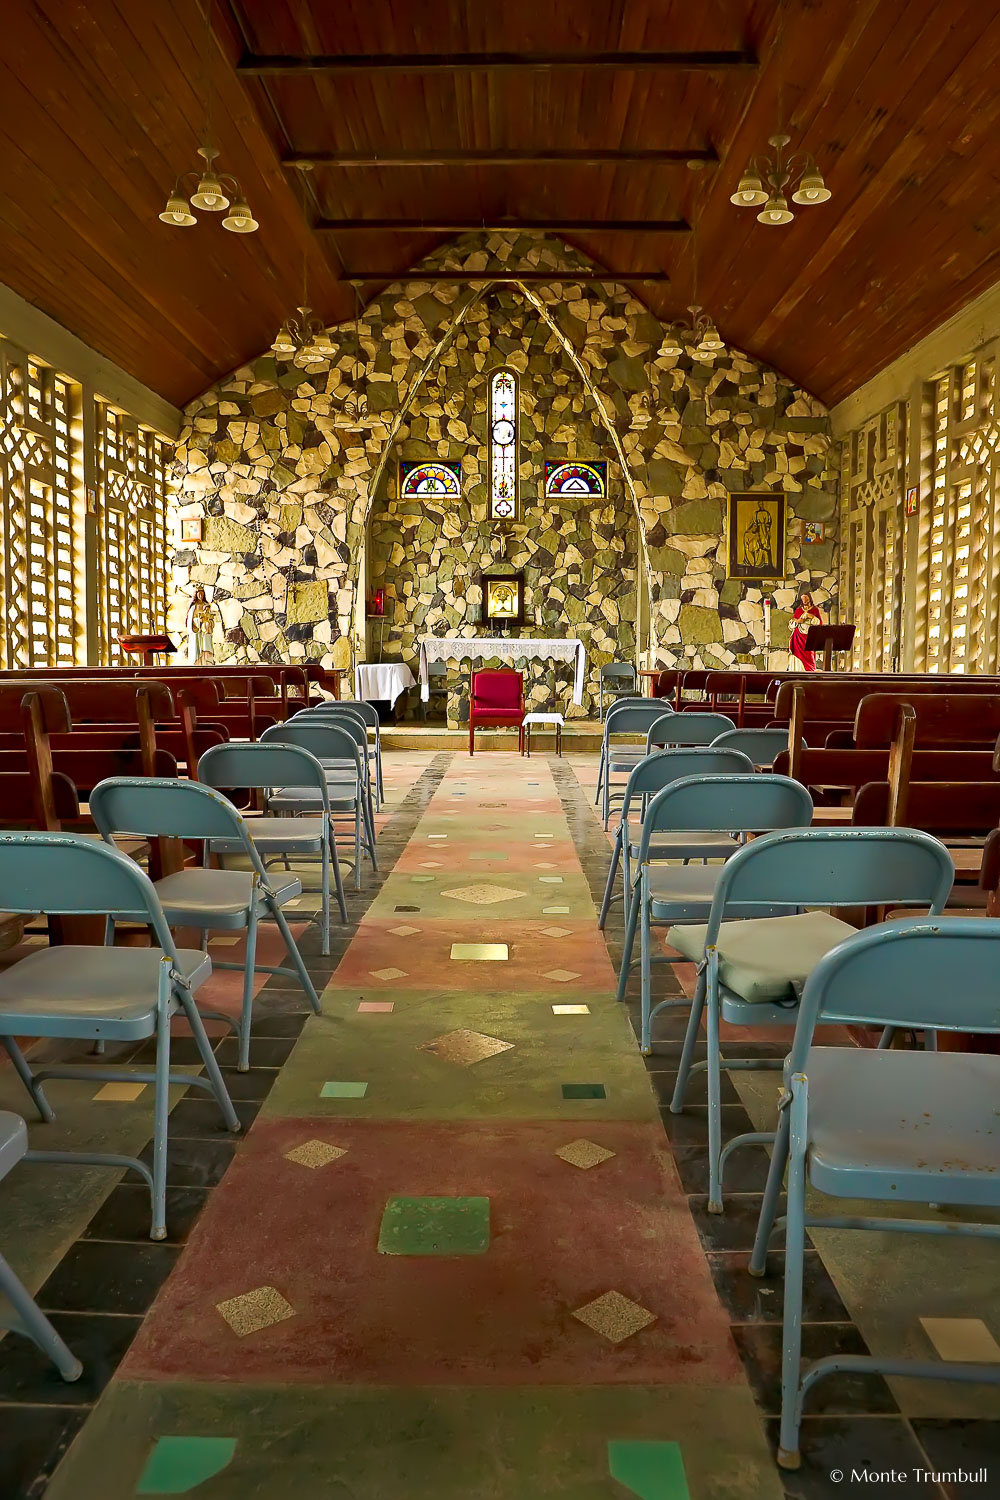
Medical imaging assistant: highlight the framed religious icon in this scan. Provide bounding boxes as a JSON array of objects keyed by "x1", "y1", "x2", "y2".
[
  {"x1": 726, "y1": 491, "x2": 786, "y2": 580},
  {"x1": 480, "y1": 570, "x2": 525, "y2": 627},
  {"x1": 800, "y1": 519, "x2": 826, "y2": 544}
]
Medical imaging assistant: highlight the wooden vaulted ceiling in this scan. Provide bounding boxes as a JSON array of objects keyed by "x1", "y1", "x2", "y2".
[{"x1": 2, "y1": 0, "x2": 1000, "y2": 409}]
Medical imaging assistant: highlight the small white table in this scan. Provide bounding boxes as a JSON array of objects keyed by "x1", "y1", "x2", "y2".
[
  {"x1": 418, "y1": 636, "x2": 586, "y2": 704},
  {"x1": 521, "y1": 712, "x2": 564, "y2": 757},
  {"x1": 354, "y1": 662, "x2": 415, "y2": 707}
]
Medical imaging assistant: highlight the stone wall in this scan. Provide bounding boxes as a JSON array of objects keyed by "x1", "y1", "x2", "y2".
[
  {"x1": 367, "y1": 286, "x2": 637, "y2": 719},
  {"x1": 168, "y1": 232, "x2": 839, "y2": 703}
]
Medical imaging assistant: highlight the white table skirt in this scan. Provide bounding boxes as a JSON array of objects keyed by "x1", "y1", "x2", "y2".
[
  {"x1": 354, "y1": 662, "x2": 416, "y2": 706},
  {"x1": 418, "y1": 636, "x2": 586, "y2": 705}
]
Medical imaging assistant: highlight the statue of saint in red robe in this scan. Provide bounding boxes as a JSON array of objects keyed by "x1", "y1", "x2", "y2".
[{"x1": 788, "y1": 593, "x2": 822, "y2": 672}]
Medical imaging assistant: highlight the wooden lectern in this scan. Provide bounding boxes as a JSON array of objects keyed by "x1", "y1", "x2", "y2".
[
  {"x1": 804, "y1": 623, "x2": 855, "y2": 671},
  {"x1": 119, "y1": 633, "x2": 178, "y2": 666}
]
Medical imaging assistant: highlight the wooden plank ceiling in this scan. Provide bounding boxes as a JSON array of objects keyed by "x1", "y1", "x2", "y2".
[{"x1": 1, "y1": 0, "x2": 999, "y2": 408}]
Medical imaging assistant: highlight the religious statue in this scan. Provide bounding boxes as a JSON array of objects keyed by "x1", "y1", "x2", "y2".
[
  {"x1": 788, "y1": 592, "x2": 823, "y2": 671},
  {"x1": 185, "y1": 584, "x2": 218, "y2": 664}
]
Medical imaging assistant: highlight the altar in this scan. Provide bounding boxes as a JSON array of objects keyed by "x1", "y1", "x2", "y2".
[{"x1": 417, "y1": 635, "x2": 586, "y2": 705}]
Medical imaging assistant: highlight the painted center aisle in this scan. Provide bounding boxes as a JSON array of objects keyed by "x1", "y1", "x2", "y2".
[{"x1": 48, "y1": 753, "x2": 781, "y2": 1499}]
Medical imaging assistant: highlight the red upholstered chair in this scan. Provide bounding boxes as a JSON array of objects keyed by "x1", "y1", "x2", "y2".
[{"x1": 469, "y1": 669, "x2": 525, "y2": 756}]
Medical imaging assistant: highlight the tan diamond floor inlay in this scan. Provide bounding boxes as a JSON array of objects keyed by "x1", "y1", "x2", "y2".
[
  {"x1": 555, "y1": 1139, "x2": 617, "y2": 1170},
  {"x1": 216, "y1": 1285, "x2": 297, "y2": 1337},
  {"x1": 94, "y1": 1082, "x2": 146, "y2": 1102},
  {"x1": 572, "y1": 1291, "x2": 656, "y2": 1344},
  {"x1": 544, "y1": 968, "x2": 582, "y2": 983},
  {"x1": 284, "y1": 1139, "x2": 348, "y2": 1169},
  {"x1": 420, "y1": 861, "x2": 443, "y2": 869},
  {"x1": 441, "y1": 884, "x2": 525, "y2": 906},
  {"x1": 390, "y1": 925, "x2": 421, "y2": 937},
  {"x1": 370, "y1": 967, "x2": 407, "y2": 981},
  {"x1": 552, "y1": 1003, "x2": 590, "y2": 1014},
  {"x1": 420, "y1": 1029, "x2": 515, "y2": 1066},
  {"x1": 535, "y1": 862, "x2": 556, "y2": 870},
  {"x1": 540, "y1": 926, "x2": 573, "y2": 938}
]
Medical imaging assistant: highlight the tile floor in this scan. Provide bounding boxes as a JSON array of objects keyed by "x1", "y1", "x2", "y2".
[{"x1": 0, "y1": 748, "x2": 994, "y2": 1497}]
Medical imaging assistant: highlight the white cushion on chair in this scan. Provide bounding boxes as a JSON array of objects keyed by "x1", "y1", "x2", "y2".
[{"x1": 666, "y1": 911, "x2": 857, "y2": 1003}]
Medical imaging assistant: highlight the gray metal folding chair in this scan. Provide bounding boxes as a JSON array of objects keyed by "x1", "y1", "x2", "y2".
[
  {"x1": 90, "y1": 777, "x2": 322, "y2": 1072},
  {"x1": 0, "y1": 1110, "x2": 82, "y2": 1380},
  {"x1": 599, "y1": 662, "x2": 637, "y2": 716},
  {"x1": 748, "y1": 917, "x2": 1000, "y2": 1470},
  {"x1": 198, "y1": 741, "x2": 348, "y2": 952},
  {"x1": 261, "y1": 721, "x2": 377, "y2": 889},
  {"x1": 0, "y1": 831, "x2": 239, "y2": 1239},
  {"x1": 666, "y1": 826, "x2": 954, "y2": 1213}
]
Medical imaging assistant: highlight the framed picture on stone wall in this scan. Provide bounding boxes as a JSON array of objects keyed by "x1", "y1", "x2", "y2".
[{"x1": 726, "y1": 491, "x2": 786, "y2": 580}]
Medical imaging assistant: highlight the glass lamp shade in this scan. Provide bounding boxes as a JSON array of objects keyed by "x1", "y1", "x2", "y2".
[
  {"x1": 730, "y1": 171, "x2": 768, "y2": 207},
  {"x1": 159, "y1": 192, "x2": 196, "y2": 227},
  {"x1": 190, "y1": 173, "x2": 230, "y2": 212},
  {"x1": 658, "y1": 331, "x2": 684, "y2": 358},
  {"x1": 697, "y1": 321, "x2": 724, "y2": 352},
  {"x1": 307, "y1": 330, "x2": 336, "y2": 357},
  {"x1": 222, "y1": 198, "x2": 258, "y2": 232},
  {"x1": 271, "y1": 323, "x2": 297, "y2": 358},
  {"x1": 757, "y1": 194, "x2": 794, "y2": 226},
  {"x1": 792, "y1": 170, "x2": 832, "y2": 205}
]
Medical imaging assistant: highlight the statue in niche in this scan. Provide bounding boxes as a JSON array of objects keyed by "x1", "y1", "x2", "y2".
[{"x1": 185, "y1": 585, "x2": 219, "y2": 664}]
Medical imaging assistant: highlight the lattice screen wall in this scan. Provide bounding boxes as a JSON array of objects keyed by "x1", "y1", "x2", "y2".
[
  {"x1": 839, "y1": 340, "x2": 1000, "y2": 673},
  {"x1": 0, "y1": 334, "x2": 170, "y2": 668}
]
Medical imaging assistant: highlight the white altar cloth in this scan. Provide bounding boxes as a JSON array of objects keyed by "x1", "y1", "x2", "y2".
[
  {"x1": 354, "y1": 662, "x2": 416, "y2": 706},
  {"x1": 418, "y1": 636, "x2": 586, "y2": 705}
]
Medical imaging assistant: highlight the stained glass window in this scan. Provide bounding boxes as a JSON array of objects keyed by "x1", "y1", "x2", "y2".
[
  {"x1": 399, "y1": 460, "x2": 461, "y2": 497},
  {"x1": 489, "y1": 369, "x2": 518, "y2": 520},
  {"x1": 544, "y1": 460, "x2": 607, "y2": 498}
]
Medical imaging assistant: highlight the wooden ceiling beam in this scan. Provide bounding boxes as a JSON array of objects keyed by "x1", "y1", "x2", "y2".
[
  {"x1": 239, "y1": 49, "x2": 757, "y2": 75},
  {"x1": 318, "y1": 218, "x2": 689, "y2": 233},
  {"x1": 285, "y1": 148, "x2": 718, "y2": 168},
  {"x1": 342, "y1": 270, "x2": 671, "y2": 284}
]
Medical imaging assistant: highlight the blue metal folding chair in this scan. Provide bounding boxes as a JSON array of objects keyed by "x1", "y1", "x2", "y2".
[
  {"x1": 294, "y1": 700, "x2": 384, "y2": 807},
  {"x1": 0, "y1": 1109, "x2": 82, "y2": 1380},
  {"x1": 628, "y1": 775, "x2": 814, "y2": 1025},
  {"x1": 0, "y1": 832, "x2": 239, "y2": 1239},
  {"x1": 90, "y1": 777, "x2": 322, "y2": 1072},
  {"x1": 598, "y1": 700, "x2": 678, "y2": 828},
  {"x1": 710, "y1": 727, "x2": 795, "y2": 768},
  {"x1": 599, "y1": 747, "x2": 755, "y2": 935},
  {"x1": 667, "y1": 827, "x2": 954, "y2": 1213},
  {"x1": 747, "y1": 917, "x2": 1000, "y2": 1470},
  {"x1": 646, "y1": 711, "x2": 736, "y2": 752},
  {"x1": 198, "y1": 741, "x2": 348, "y2": 953},
  {"x1": 262, "y1": 720, "x2": 377, "y2": 889}
]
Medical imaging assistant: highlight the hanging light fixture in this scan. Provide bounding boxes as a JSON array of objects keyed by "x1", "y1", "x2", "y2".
[
  {"x1": 158, "y1": 4, "x2": 258, "y2": 233},
  {"x1": 271, "y1": 164, "x2": 339, "y2": 366},
  {"x1": 159, "y1": 145, "x2": 259, "y2": 232},
  {"x1": 655, "y1": 230, "x2": 725, "y2": 364},
  {"x1": 730, "y1": 133, "x2": 831, "y2": 226},
  {"x1": 657, "y1": 306, "x2": 724, "y2": 362}
]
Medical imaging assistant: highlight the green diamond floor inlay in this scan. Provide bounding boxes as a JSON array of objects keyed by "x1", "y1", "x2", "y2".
[
  {"x1": 320, "y1": 1081, "x2": 369, "y2": 1098},
  {"x1": 377, "y1": 1195, "x2": 491, "y2": 1255},
  {"x1": 561, "y1": 1083, "x2": 607, "y2": 1099},
  {"x1": 137, "y1": 1436, "x2": 238, "y2": 1494},
  {"x1": 607, "y1": 1440, "x2": 691, "y2": 1500},
  {"x1": 411, "y1": 875, "x2": 435, "y2": 883}
]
